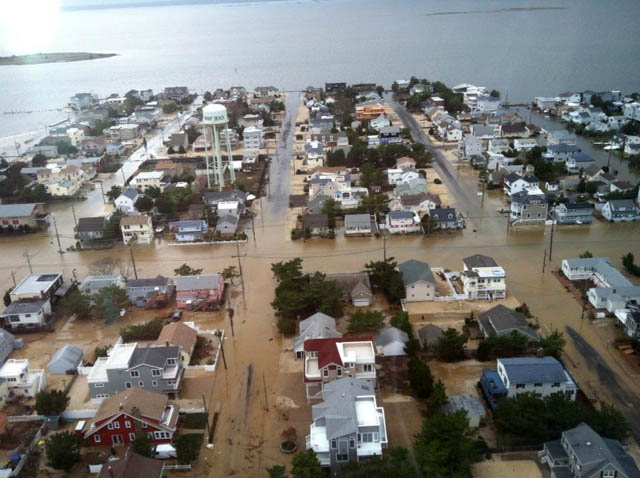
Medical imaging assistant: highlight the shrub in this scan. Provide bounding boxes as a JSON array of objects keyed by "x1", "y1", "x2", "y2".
[
  {"x1": 120, "y1": 317, "x2": 164, "y2": 342},
  {"x1": 347, "y1": 309, "x2": 385, "y2": 333},
  {"x1": 45, "y1": 431, "x2": 82, "y2": 471},
  {"x1": 175, "y1": 433, "x2": 204, "y2": 464},
  {"x1": 182, "y1": 413, "x2": 208, "y2": 429},
  {"x1": 35, "y1": 389, "x2": 69, "y2": 416},
  {"x1": 277, "y1": 316, "x2": 297, "y2": 336},
  {"x1": 408, "y1": 357, "x2": 434, "y2": 399}
]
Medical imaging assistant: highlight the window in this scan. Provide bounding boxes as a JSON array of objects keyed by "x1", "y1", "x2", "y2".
[
  {"x1": 331, "y1": 439, "x2": 337, "y2": 450},
  {"x1": 152, "y1": 380, "x2": 158, "y2": 387},
  {"x1": 360, "y1": 433, "x2": 373, "y2": 443},
  {"x1": 107, "y1": 423, "x2": 114, "y2": 430},
  {"x1": 154, "y1": 431, "x2": 171, "y2": 440},
  {"x1": 516, "y1": 384, "x2": 525, "y2": 389},
  {"x1": 363, "y1": 364, "x2": 373, "y2": 373},
  {"x1": 152, "y1": 369, "x2": 161, "y2": 377},
  {"x1": 552, "y1": 382, "x2": 560, "y2": 388},
  {"x1": 142, "y1": 423, "x2": 147, "y2": 429},
  {"x1": 125, "y1": 421, "x2": 132, "y2": 428},
  {"x1": 129, "y1": 433, "x2": 136, "y2": 441},
  {"x1": 130, "y1": 370, "x2": 140, "y2": 378},
  {"x1": 337, "y1": 367, "x2": 342, "y2": 377},
  {"x1": 166, "y1": 358, "x2": 177, "y2": 366},
  {"x1": 533, "y1": 383, "x2": 542, "y2": 387},
  {"x1": 602, "y1": 471, "x2": 615, "y2": 478},
  {"x1": 323, "y1": 368, "x2": 329, "y2": 377},
  {"x1": 337, "y1": 453, "x2": 349, "y2": 462},
  {"x1": 138, "y1": 381, "x2": 144, "y2": 387},
  {"x1": 94, "y1": 383, "x2": 104, "y2": 388},
  {"x1": 349, "y1": 437, "x2": 356, "y2": 448},
  {"x1": 94, "y1": 435, "x2": 101, "y2": 443},
  {"x1": 113, "y1": 421, "x2": 120, "y2": 429},
  {"x1": 125, "y1": 382, "x2": 132, "y2": 389}
]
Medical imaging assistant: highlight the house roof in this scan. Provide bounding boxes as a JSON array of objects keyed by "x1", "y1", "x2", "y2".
[
  {"x1": 90, "y1": 388, "x2": 169, "y2": 427},
  {"x1": 156, "y1": 322, "x2": 197, "y2": 353},
  {"x1": 119, "y1": 188, "x2": 139, "y2": 201},
  {"x1": 48, "y1": 344, "x2": 83, "y2": 373},
  {"x1": 478, "y1": 304, "x2": 539, "y2": 341},
  {"x1": 388, "y1": 210, "x2": 415, "y2": 220},
  {"x1": 98, "y1": 453, "x2": 164, "y2": 478},
  {"x1": 303, "y1": 337, "x2": 373, "y2": 368},
  {"x1": 0, "y1": 203, "x2": 41, "y2": 218},
  {"x1": 501, "y1": 122, "x2": 526, "y2": 134},
  {"x1": 607, "y1": 199, "x2": 638, "y2": 211},
  {"x1": 12, "y1": 273, "x2": 62, "y2": 296},
  {"x1": 129, "y1": 345, "x2": 180, "y2": 369},
  {"x1": 294, "y1": 312, "x2": 342, "y2": 352},
  {"x1": 463, "y1": 254, "x2": 498, "y2": 268},
  {"x1": 430, "y1": 207, "x2": 458, "y2": 222},
  {"x1": 326, "y1": 273, "x2": 372, "y2": 299},
  {"x1": 563, "y1": 201, "x2": 592, "y2": 210},
  {"x1": 76, "y1": 216, "x2": 107, "y2": 232},
  {"x1": 561, "y1": 423, "x2": 640, "y2": 478},
  {"x1": 548, "y1": 144, "x2": 580, "y2": 154},
  {"x1": 401, "y1": 192, "x2": 441, "y2": 207},
  {"x1": 120, "y1": 215, "x2": 150, "y2": 227},
  {"x1": 499, "y1": 357, "x2": 568, "y2": 384},
  {"x1": 417, "y1": 324, "x2": 443, "y2": 347},
  {"x1": 344, "y1": 214, "x2": 371, "y2": 228},
  {"x1": 79, "y1": 274, "x2": 122, "y2": 293},
  {"x1": 376, "y1": 327, "x2": 409, "y2": 347},
  {"x1": 396, "y1": 156, "x2": 416, "y2": 165},
  {"x1": 399, "y1": 259, "x2": 435, "y2": 286},
  {"x1": 203, "y1": 189, "x2": 248, "y2": 204},
  {"x1": 572, "y1": 152, "x2": 595, "y2": 163},
  {"x1": 312, "y1": 377, "x2": 376, "y2": 440},
  {"x1": 1, "y1": 298, "x2": 48, "y2": 316},
  {"x1": 126, "y1": 275, "x2": 171, "y2": 289},
  {"x1": 304, "y1": 213, "x2": 329, "y2": 228},
  {"x1": 175, "y1": 274, "x2": 222, "y2": 292}
]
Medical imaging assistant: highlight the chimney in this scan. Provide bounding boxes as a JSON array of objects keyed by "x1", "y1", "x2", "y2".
[
  {"x1": 165, "y1": 340, "x2": 169, "y2": 347},
  {"x1": 119, "y1": 402, "x2": 123, "y2": 410}
]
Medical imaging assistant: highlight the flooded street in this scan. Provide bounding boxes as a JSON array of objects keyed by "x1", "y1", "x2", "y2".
[{"x1": 1, "y1": 93, "x2": 639, "y2": 475}]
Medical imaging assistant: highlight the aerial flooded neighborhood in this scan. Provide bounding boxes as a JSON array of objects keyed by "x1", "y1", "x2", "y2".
[{"x1": 0, "y1": 1, "x2": 640, "y2": 478}]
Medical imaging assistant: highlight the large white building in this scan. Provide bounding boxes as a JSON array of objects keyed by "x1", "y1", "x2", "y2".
[
  {"x1": 243, "y1": 126, "x2": 262, "y2": 151},
  {"x1": 461, "y1": 254, "x2": 506, "y2": 300},
  {"x1": 0, "y1": 359, "x2": 47, "y2": 400}
]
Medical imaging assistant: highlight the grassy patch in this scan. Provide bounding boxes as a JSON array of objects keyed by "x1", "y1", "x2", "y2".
[{"x1": 182, "y1": 413, "x2": 208, "y2": 430}]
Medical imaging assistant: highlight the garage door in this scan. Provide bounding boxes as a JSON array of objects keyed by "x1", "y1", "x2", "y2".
[{"x1": 353, "y1": 299, "x2": 370, "y2": 307}]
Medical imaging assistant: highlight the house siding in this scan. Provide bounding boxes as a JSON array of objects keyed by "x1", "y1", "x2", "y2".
[{"x1": 88, "y1": 412, "x2": 173, "y2": 447}]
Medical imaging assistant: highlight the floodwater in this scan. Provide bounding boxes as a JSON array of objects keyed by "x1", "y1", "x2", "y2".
[{"x1": 1, "y1": 95, "x2": 640, "y2": 472}]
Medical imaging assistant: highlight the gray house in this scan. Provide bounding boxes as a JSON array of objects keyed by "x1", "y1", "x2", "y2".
[
  {"x1": 510, "y1": 192, "x2": 548, "y2": 225},
  {"x1": 417, "y1": 324, "x2": 443, "y2": 350},
  {"x1": 344, "y1": 214, "x2": 372, "y2": 236},
  {"x1": 307, "y1": 377, "x2": 387, "y2": 473},
  {"x1": 477, "y1": 304, "x2": 540, "y2": 342},
  {"x1": 294, "y1": 312, "x2": 342, "y2": 358},
  {"x1": 87, "y1": 343, "x2": 184, "y2": 400},
  {"x1": 326, "y1": 273, "x2": 372, "y2": 307},
  {"x1": 125, "y1": 275, "x2": 174, "y2": 307},
  {"x1": 215, "y1": 214, "x2": 239, "y2": 236},
  {"x1": 202, "y1": 189, "x2": 249, "y2": 212},
  {"x1": 554, "y1": 201, "x2": 593, "y2": 224},
  {"x1": 48, "y1": 344, "x2": 83, "y2": 375},
  {"x1": 79, "y1": 275, "x2": 124, "y2": 296},
  {"x1": 444, "y1": 395, "x2": 486, "y2": 428},
  {"x1": 540, "y1": 422, "x2": 640, "y2": 478},
  {"x1": 304, "y1": 213, "x2": 330, "y2": 236},
  {"x1": 0, "y1": 329, "x2": 17, "y2": 366},
  {"x1": 429, "y1": 207, "x2": 463, "y2": 230},
  {"x1": 75, "y1": 217, "x2": 109, "y2": 247}
]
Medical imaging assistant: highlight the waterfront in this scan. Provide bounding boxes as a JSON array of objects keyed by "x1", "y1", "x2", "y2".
[{"x1": 2, "y1": 0, "x2": 640, "y2": 136}]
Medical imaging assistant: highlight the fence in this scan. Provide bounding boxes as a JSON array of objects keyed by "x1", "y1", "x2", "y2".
[
  {"x1": 7, "y1": 415, "x2": 45, "y2": 423},
  {"x1": 77, "y1": 366, "x2": 92, "y2": 376},
  {"x1": 163, "y1": 464, "x2": 192, "y2": 471},
  {"x1": 62, "y1": 409, "x2": 97, "y2": 420},
  {"x1": 0, "y1": 422, "x2": 46, "y2": 477}
]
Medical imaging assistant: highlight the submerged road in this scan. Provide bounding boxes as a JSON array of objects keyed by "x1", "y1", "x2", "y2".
[{"x1": 566, "y1": 326, "x2": 640, "y2": 442}]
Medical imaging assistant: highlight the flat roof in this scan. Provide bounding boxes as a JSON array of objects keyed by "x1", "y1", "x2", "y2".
[
  {"x1": 355, "y1": 398, "x2": 380, "y2": 427},
  {"x1": 337, "y1": 341, "x2": 375, "y2": 363},
  {"x1": 0, "y1": 359, "x2": 29, "y2": 378},
  {"x1": 12, "y1": 273, "x2": 62, "y2": 296}
]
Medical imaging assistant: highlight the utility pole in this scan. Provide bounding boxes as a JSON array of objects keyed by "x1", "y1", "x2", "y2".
[
  {"x1": 11, "y1": 271, "x2": 16, "y2": 287},
  {"x1": 542, "y1": 247, "x2": 547, "y2": 273},
  {"x1": 23, "y1": 249, "x2": 32, "y2": 274},
  {"x1": 250, "y1": 214, "x2": 256, "y2": 244},
  {"x1": 259, "y1": 196, "x2": 265, "y2": 227},
  {"x1": 97, "y1": 181, "x2": 106, "y2": 204},
  {"x1": 383, "y1": 233, "x2": 387, "y2": 262},
  {"x1": 548, "y1": 219, "x2": 555, "y2": 262},
  {"x1": 121, "y1": 167, "x2": 126, "y2": 184},
  {"x1": 129, "y1": 245, "x2": 138, "y2": 279},
  {"x1": 53, "y1": 216, "x2": 63, "y2": 254},
  {"x1": 262, "y1": 372, "x2": 270, "y2": 412},
  {"x1": 481, "y1": 180, "x2": 486, "y2": 208},
  {"x1": 71, "y1": 205, "x2": 77, "y2": 227},
  {"x1": 201, "y1": 394, "x2": 211, "y2": 437},
  {"x1": 216, "y1": 330, "x2": 227, "y2": 370},
  {"x1": 234, "y1": 236, "x2": 245, "y2": 301}
]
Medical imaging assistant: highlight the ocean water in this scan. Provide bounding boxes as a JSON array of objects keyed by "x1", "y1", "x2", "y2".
[{"x1": 1, "y1": 0, "x2": 639, "y2": 137}]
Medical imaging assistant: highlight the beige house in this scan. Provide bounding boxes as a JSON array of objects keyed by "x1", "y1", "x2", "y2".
[
  {"x1": 120, "y1": 215, "x2": 153, "y2": 244},
  {"x1": 398, "y1": 259, "x2": 435, "y2": 302},
  {"x1": 156, "y1": 322, "x2": 198, "y2": 364}
]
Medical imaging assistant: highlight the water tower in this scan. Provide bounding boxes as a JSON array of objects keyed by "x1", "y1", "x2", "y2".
[{"x1": 202, "y1": 103, "x2": 235, "y2": 190}]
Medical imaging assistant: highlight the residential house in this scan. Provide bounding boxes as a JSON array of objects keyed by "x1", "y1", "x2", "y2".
[
  {"x1": 602, "y1": 199, "x2": 639, "y2": 222},
  {"x1": 379, "y1": 126, "x2": 401, "y2": 144},
  {"x1": 395, "y1": 156, "x2": 416, "y2": 170},
  {"x1": 399, "y1": 193, "x2": 441, "y2": 214},
  {"x1": 239, "y1": 114, "x2": 263, "y2": 128},
  {"x1": 543, "y1": 144, "x2": 581, "y2": 163},
  {"x1": 624, "y1": 102, "x2": 640, "y2": 122},
  {"x1": 218, "y1": 128, "x2": 240, "y2": 149},
  {"x1": 87, "y1": 342, "x2": 184, "y2": 400},
  {"x1": 459, "y1": 136, "x2": 484, "y2": 159},
  {"x1": 1, "y1": 298, "x2": 51, "y2": 331},
  {"x1": 487, "y1": 138, "x2": 510, "y2": 154},
  {"x1": 513, "y1": 138, "x2": 538, "y2": 151},
  {"x1": 370, "y1": 114, "x2": 390, "y2": 131},
  {"x1": 75, "y1": 216, "x2": 109, "y2": 247},
  {"x1": 304, "y1": 141, "x2": 325, "y2": 170},
  {"x1": 66, "y1": 127, "x2": 85, "y2": 147},
  {"x1": 500, "y1": 122, "x2": 528, "y2": 138},
  {"x1": 386, "y1": 210, "x2": 421, "y2": 234},
  {"x1": 10, "y1": 272, "x2": 63, "y2": 301},
  {"x1": 125, "y1": 275, "x2": 174, "y2": 307},
  {"x1": 79, "y1": 274, "x2": 124, "y2": 296},
  {"x1": 547, "y1": 130, "x2": 577, "y2": 146},
  {"x1": 510, "y1": 192, "x2": 548, "y2": 225},
  {"x1": 174, "y1": 274, "x2": 224, "y2": 309},
  {"x1": 163, "y1": 86, "x2": 190, "y2": 102},
  {"x1": 444, "y1": 396, "x2": 486, "y2": 428},
  {"x1": 294, "y1": 312, "x2": 342, "y2": 359},
  {"x1": 461, "y1": 254, "x2": 506, "y2": 300},
  {"x1": 254, "y1": 86, "x2": 279, "y2": 97},
  {"x1": 215, "y1": 214, "x2": 239, "y2": 236},
  {"x1": 326, "y1": 273, "x2": 373, "y2": 307},
  {"x1": 614, "y1": 305, "x2": 640, "y2": 338},
  {"x1": 0, "y1": 203, "x2": 47, "y2": 231},
  {"x1": 69, "y1": 92, "x2": 98, "y2": 109},
  {"x1": 417, "y1": 324, "x2": 444, "y2": 350},
  {"x1": 480, "y1": 357, "x2": 577, "y2": 409},
  {"x1": 83, "y1": 388, "x2": 179, "y2": 447},
  {"x1": 471, "y1": 124, "x2": 497, "y2": 140},
  {"x1": 376, "y1": 328, "x2": 409, "y2": 357},
  {"x1": 588, "y1": 285, "x2": 640, "y2": 315},
  {"x1": 114, "y1": 188, "x2": 141, "y2": 214},
  {"x1": 243, "y1": 126, "x2": 262, "y2": 151},
  {"x1": 0, "y1": 329, "x2": 16, "y2": 366},
  {"x1": 477, "y1": 304, "x2": 539, "y2": 342},
  {"x1": 167, "y1": 220, "x2": 208, "y2": 242},
  {"x1": 109, "y1": 124, "x2": 140, "y2": 141},
  {"x1": 475, "y1": 96, "x2": 501, "y2": 113},
  {"x1": 47, "y1": 344, "x2": 83, "y2": 375},
  {"x1": 503, "y1": 173, "x2": 541, "y2": 197},
  {"x1": 304, "y1": 213, "x2": 331, "y2": 236},
  {"x1": 429, "y1": 207, "x2": 464, "y2": 230},
  {"x1": 399, "y1": 259, "x2": 435, "y2": 302},
  {"x1": 303, "y1": 337, "x2": 376, "y2": 399},
  {"x1": 610, "y1": 180, "x2": 634, "y2": 194},
  {"x1": 566, "y1": 153, "x2": 596, "y2": 173},
  {"x1": 96, "y1": 453, "x2": 164, "y2": 478},
  {"x1": 130, "y1": 171, "x2": 165, "y2": 192},
  {"x1": 0, "y1": 359, "x2": 46, "y2": 401},
  {"x1": 395, "y1": 177, "x2": 428, "y2": 197},
  {"x1": 355, "y1": 103, "x2": 385, "y2": 121},
  {"x1": 81, "y1": 137, "x2": 107, "y2": 155},
  {"x1": 156, "y1": 322, "x2": 197, "y2": 364},
  {"x1": 561, "y1": 257, "x2": 630, "y2": 287},
  {"x1": 121, "y1": 215, "x2": 154, "y2": 244},
  {"x1": 344, "y1": 214, "x2": 372, "y2": 236},
  {"x1": 306, "y1": 378, "x2": 387, "y2": 472},
  {"x1": 554, "y1": 201, "x2": 593, "y2": 224},
  {"x1": 539, "y1": 422, "x2": 640, "y2": 478},
  {"x1": 203, "y1": 189, "x2": 249, "y2": 213}
]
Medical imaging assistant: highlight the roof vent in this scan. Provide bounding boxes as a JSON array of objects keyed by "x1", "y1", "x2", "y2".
[
  {"x1": 119, "y1": 402, "x2": 123, "y2": 410},
  {"x1": 586, "y1": 441, "x2": 591, "y2": 446}
]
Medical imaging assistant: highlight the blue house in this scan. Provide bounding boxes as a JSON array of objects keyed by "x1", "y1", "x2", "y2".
[{"x1": 168, "y1": 220, "x2": 208, "y2": 242}]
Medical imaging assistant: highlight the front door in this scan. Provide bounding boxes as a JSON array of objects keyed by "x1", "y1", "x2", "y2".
[{"x1": 112, "y1": 434, "x2": 123, "y2": 446}]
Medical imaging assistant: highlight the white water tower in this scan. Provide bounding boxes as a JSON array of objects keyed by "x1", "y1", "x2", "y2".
[{"x1": 202, "y1": 103, "x2": 235, "y2": 190}]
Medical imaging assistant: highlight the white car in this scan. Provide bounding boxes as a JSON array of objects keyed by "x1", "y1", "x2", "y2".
[{"x1": 153, "y1": 444, "x2": 177, "y2": 459}]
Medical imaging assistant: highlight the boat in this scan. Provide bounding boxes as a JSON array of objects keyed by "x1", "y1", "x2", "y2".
[
  {"x1": 497, "y1": 208, "x2": 509, "y2": 214},
  {"x1": 155, "y1": 225, "x2": 165, "y2": 234}
]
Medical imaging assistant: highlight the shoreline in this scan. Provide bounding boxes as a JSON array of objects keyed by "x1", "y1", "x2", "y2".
[{"x1": 0, "y1": 52, "x2": 118, "y2": 66}]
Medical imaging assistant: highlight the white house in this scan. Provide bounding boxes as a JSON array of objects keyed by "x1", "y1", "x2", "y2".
[
  {"x1": 458, "y1": 136, "x2": 483, "y2": 159},
  {"x1": 114, "y1": 188, "x2": 140, "y2": 213},
  {"x1": 66, "y1": 127, "x2": 85, "y2": 147},
  {"x1": 130, "y1": 171, "x2": 165, "y2": 192},
  {"x1": 513, "y1": 138, "x2": 538, "y2": 151},
  {"x1": 566, "y1": 153, "x2": 596, "y2": 174},
  {"x1": 398, "y1": 259, "x2": 435, "y2": 302},
  {"x1": 120, "y1": 215, "x2": 154, "y2": 244},
  {"x1": 461, "y1": 254, "x2": 506, "y2": 300},
  {"x1": 503, "y1": 173, "x2": 540, "y2": 197},
  {"x1": 370, "y1": 114, "x2": 391, "y2": 131},
  {"x1": 243, "y1": 126, "x2": 262, "y2": 151},
  {"x1": 602, "y1": 200, "x2": 639, "y2": 222},
  {"x1": 385, "y1": 168, "x2": 404, "y2": 185},
  {"x1": 1, "y1": 299, "x2": 51, "y2": 330},
  {"x1": 385, "y1": 210, "x2": 421, "y2": 234},
  {"x1": 623, "y1": 102, "x2": 640, "y2": 121},
  {"x1": 0, "y1": 359, "x2": 47, "y2": 401},
  {"x1": 492, "y1": 357, "x2": 577, "y2": 401}
]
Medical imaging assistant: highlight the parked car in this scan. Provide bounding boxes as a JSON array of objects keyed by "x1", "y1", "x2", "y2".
[
  {"x1": 153, "y1": 444, "x2": 177, "y2": 459},
  {"x1": 172, "y1": 311, "x2": 183, "y2": 320}
]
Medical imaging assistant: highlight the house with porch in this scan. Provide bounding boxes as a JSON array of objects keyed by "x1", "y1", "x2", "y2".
[
  {"x1": 79, "y1": 275, "x2": 124, "y2": 296},
  {"x1": 306, "y1": 378, "x2": 387, "y2": 473},
  {"x1": 156, "y1": 322, "x2": 198, "y2": 364},
  {"x1": 82, "y1": 388, "x2": 179, "y2": 448},
  {"x1": 121, "y1": 215, "x2": 154, "y2": 244},
  {"x1": 175, "y1": 274, "x2": 224, "y2": 309},
  {"x1": 461, "y1": 254, "x2": 506, "y2": 300},
  {"x1": 566, "y1": 153, "x2": 596, "y2": 174},
  {"x1": 167, "y1": 220, "x2": 208, "y2": 242},
  {"x1": 554, "y1": 201, "x2": 593, "y2": 224},
  {"x1": 125, "y1": 275, "x2": 174, "y2": 307}
]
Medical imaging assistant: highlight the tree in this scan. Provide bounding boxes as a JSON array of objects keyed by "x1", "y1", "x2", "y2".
[
  {"x1": 390, "y1": 311, "x2": 413, "y2": 337},
  {"x1": 365, "y1": 258, "x2": 405, "y2": 304},
  {"x1": 267, "y1": 465, "x2": 288, "y2": 478},
  {"x1": 3, "y1": 289, "x2": 11, "y2": 307},
  {"x1": 540, "y1": 329, "x2": 566, "y2": 359},
  {"x1": 321, "y1": 198, "x2": 337, "y2": 229},
  {"x1": 490, "y1": 89, "x2": 500, "y2": 98},
  {"x1": 134, "y1": 195, "x2": 154, "y2": 212},
  {"x1": 178, "y1": 145, "x2": 186, "y2": 154},
  {"x1": 94, "y1": 285, "x2": 129, "y2": 324},
  {"x1": 145, "y1": 185, "x2": 162, "y2": 199},
  {"x1": 585, "y1": 181, "x2": 599, "y2": 195},
  {"x1": 163, "y1": 102, "x2": 178, "y2": 114},
  {"x1": 106, "y1": 185, "x2": 122, "y2": 202},
  {"x1": 414, "y1": 411, "x2": 482, "y2": 478},
  {"x1": 408, "y1": 357, "x2": 434, "y2": 399},
  {"x1": 342, "y1": 447, "x2": 417, "y2": 477},
  {"x1": 435, "y1": 328, "x2": 467, "y2": 362},
  {"x1": 45, "y1": 431, "x2": 83, "y2": 471},
  {"x1": 579, "y1": 251, "x2": 593, "y2": 258},
  {"x1": 476, "y1": 330, "x2": 529, "y2": 361},
  {"x1": 622, "y1": 253, "x2": 640, "y2": 277},
  {"x1": 427, "y1": 380, "x2": 447, "y2": 416},
  {"x1": 174, "y1": 263, "x2": 204, "y2": 276},
  {"x1": 348, "y1": 310, "x2": 385, "y2": 333},
  {"x1": 31, "y1": 153, "x2": 48, "y2": 167},
  {"x1": 103, "y1": 211, "x2": 125, "y2": 241},
  {"x1": 421, "y1": 213, "x2": 438, "y2": 234},
  {"x1": 20, "y1": 183, "x2": 49, "y2": 202},
  {"x1": 221, "y1": 266, "x2": 239, "y2": 282},
  {"x1": 175, "y1": 434, "x2": 203, "y2": 464},
  {"x1": 360, "y1": 162, "x2": 385, "y2": 189},
  {"x1": 203, "y1": 91, "x2": 213, "y2": 102},
  {"x1": 132, "y1": 432, "x2": 153, "y2": 457},
  {"x1": 290, "y1": 449, "x2": 323, "y2": 478},
  {"x1": 35, "y1": 389, "x2": 69, "y2": 416},
  {"x1": 376, "y1": 85, "x2": 384, "y2": 97},
  {"x1": 55, "y1": 141, "x2": 78, "y2": 156},
  {"x1": 58, "y1": 289, "x2": 92, "y2": 319},
  {"x1": 577, "y1": 177, "x2": 586, "y2": 193}
]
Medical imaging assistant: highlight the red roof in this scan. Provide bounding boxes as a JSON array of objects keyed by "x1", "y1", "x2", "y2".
[{"x1": 303, "y1": 337, "x2": 373, "y2": 368}]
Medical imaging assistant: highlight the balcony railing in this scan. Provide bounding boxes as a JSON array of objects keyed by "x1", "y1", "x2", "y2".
[{"x1": 355, "y1": 371, "x2": 376, "y2": 379}]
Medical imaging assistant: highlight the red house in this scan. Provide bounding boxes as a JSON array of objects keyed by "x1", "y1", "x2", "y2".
[
  {"x1": 174, "y1": 274, "x2": 224, "y2": 310},
  {"x1": 82, "y1": 388, "x2": 179, "y2": 447}
]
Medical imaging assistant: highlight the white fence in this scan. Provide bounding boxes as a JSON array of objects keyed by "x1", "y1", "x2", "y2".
[
  {"x1": 7, "y1": 415, "x2": 45, "y2": 423},
  {"x1": 63, "y1": 409, "x2": 97, "y2": 420},
  {"x1": 179, "y1": 408, "x2": 206, "y2": 415},
  {"x1": 77, "y1": 366, "x2": 92, "y2": 376},
  {"x1": 0, "y1": 422, "x2": 46, "y2": 477}
]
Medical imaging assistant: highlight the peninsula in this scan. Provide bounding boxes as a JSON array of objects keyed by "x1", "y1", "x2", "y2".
[{"x1": 0, "y1": 52, "x2": 117, "y2": 66}]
